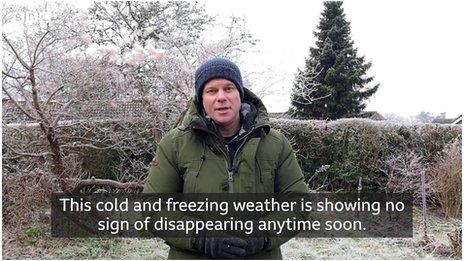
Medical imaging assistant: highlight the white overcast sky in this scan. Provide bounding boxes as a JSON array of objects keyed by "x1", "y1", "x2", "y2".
[
  {"x1": 201, "y1": 0, "x2": 463, "y2": 118},
  {"x1": 3, "y1": 0, "x2": 463, "y2": 118}
]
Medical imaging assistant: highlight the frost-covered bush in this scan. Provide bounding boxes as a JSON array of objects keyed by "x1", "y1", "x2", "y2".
[
  {"x1": 271, "y1": 118, "x2": 461, "y2": 193},
  {"x1": 4, "y1": 118, "x2": 461, "y2": 195},
  {"x1": 2, "y1": 119, "x2": 164, "y2": 190},
  {"x1": 428, "y1": 139, "x2": 462, "y2": 218}
]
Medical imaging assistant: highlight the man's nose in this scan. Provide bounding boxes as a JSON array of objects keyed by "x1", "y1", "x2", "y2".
[{"x1": 216, "y1": 89, "x2": 227, "y2": 101}]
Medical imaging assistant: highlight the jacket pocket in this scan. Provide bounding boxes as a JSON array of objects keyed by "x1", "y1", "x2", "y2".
[
  {"x1": 255, "y1": 158, "x2": 276, "y2": 193},
  {"x1": 181, "y1": 160, "x2": 201, "y2": 193}
]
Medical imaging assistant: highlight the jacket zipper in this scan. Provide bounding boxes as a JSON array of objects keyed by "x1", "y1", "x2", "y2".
[
  {"x1": 191, "y1": 123, "x2": 266, "y2": 193},
  {"x1": 226, "y1": 126, "x2": 264, "y2": 193},
  {"x1": 225, "y1": 144, "x2": 234, "y2": 193},
  {"x1": 190, "y1": 125, "x2": 233, "y2": 190}
]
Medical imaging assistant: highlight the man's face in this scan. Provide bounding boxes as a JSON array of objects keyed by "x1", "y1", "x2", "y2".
[{"x1": 202, "y1": 78, "x2": 241, "y2": 128}]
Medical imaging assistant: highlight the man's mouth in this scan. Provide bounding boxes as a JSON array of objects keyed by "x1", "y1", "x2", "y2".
[{"x1": 216, "y1": 107, "x2": 230, "y2": 112}]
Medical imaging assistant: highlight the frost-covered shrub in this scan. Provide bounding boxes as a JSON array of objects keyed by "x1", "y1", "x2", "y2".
[
  {"x1": 3, "y1": 118, "x2": 461, "y2": 195},
  {"x1": 3, "y1": 119, "x2": 165, "y2": 183},
  {"x1": 270, "y1": 118, "x2": 461, "y2": 193},
  {"x1": 428, "y1": 139, "x2": 462, "y2": 218}
]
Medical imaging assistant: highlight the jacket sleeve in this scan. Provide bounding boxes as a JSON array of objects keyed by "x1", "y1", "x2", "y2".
[
  {"x1": 262, "y1": 133, "x2": 309, "y2": 250},
  {"x1": 142, "y1": 131, "x2": 197, "y2": 252},
  {"x1": 143, "y1": 134, "x2": 182, "y2": 193},
  {"x1": 275, "y1": 133, "x2": 309, "y2": 194}
]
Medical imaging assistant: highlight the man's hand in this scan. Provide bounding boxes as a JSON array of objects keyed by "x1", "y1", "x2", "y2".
[
  {"x1": 193, "y1": 231, "x2": 247, "y2": 259},
  {"x1": 243, "y1": 235, "x2": 268, "y2": 256}
]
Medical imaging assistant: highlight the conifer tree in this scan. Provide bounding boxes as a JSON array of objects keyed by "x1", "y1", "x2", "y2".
[{"x1": 290, "y1": 1, "x2": 379, "y2": 120}]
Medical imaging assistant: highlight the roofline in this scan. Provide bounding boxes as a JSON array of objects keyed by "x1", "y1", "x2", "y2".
[{"x1": 451, "y1": 115, "x2": 462, "y2": 125}]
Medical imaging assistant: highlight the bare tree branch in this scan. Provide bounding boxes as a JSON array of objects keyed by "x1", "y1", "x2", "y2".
[
  {"x1": 2, "y1": 84, "x2": 39, "y2": 120},
  {"x1": 52, "y1": 100, "x2": 74, "y2": 127},
  {"x1": 2, "y1": 71, "x2": 27, "y2": 80},
  {"x1": 2, "y1": 34, "x2": 31, "y2": 70},
  {"x1": 45, "y1": 85, "x2": 65, "y2": 105},
  {"x1": 61, "y1": 143, "x2": 119, "y2": 150},
  {"x1": 31, "y1": 30, "x2": 50, "y2": 66},
  {"x1": 3, "y1": 143, "x2": 52, "y2": 158},
  {"x1": 70, "y1": 177, "x2": 145, "y2": 194}
]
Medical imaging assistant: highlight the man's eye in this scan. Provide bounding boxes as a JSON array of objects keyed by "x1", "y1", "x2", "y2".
[
  {"x1": 206, "y1": 89, "x2": 216, "y2": 94},
  {"x1": 226, "y1": 87, "x2": 234, "y2": 92}
]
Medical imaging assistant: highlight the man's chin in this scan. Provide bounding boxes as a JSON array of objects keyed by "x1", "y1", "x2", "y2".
[{"x1": 212, "y1": 118, "x2": 231, "y2": 126}]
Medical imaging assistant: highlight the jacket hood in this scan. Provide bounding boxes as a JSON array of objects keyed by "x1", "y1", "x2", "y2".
[{"x1": 178, "y1": 88, "x2": 270, "y2": 135}]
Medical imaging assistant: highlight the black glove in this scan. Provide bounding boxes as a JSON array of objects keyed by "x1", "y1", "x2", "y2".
[
  {"x1": 193, "y1": 231, "x2": 247, "y2": 259},
  {"x1": 243, "y1": 235, "x2": 268, "y2": 256},
  {"x1": 241, "y1": 221, "x2": 269, "y2": 256}
]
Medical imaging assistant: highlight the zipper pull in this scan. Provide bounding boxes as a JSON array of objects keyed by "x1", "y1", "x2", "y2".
[
  {"x1": 227, "y1": 167, "x2": 235, "y2": 193},
  {"x1": 196, "y1": 155, "x2": 206, "y2": 177},
  {"x1": 227, "y1": 166, "x2": 235, "y2": 182}
]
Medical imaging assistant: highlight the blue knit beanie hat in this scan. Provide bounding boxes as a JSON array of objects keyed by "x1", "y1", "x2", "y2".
[{"x1": 194, "y1": 58, "x2": 244, "y2": 103}]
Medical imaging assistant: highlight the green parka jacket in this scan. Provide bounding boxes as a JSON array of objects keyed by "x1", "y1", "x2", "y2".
[{"x1": 143, "y1": 88, "x2": 309, "y2": 259}]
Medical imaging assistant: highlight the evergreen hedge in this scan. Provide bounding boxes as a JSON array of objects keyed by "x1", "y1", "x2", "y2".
[
  {"x1": 271, "y1": 118, "x2": 461, "y2": 192},
  {"x1": 3, "y1": 118, "x2": 461, "y2": 193}
]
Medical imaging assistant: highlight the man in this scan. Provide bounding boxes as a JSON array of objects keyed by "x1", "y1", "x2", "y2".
[{"x1": 143, "y1": 58, "x2": 308, "y2": 259}]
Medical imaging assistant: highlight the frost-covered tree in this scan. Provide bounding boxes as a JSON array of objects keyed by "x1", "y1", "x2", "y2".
[
  {"x1": 84, "y1": 1, "x2": 256, "y2": 115},
  {"x1": 290, "y1": 1, "x2": 379, "y2": 120},
  {"x1": 2, "y1": 2, "x2": 257, "y2": 193},
  {"x1": 88, "y1": 1, "x2": 211, "y2": 52},
  {"x1": 416, "y1": 111, "x2": 434, "y2": 123},
  {"x1": 1, "y1": 3, "x2": 159, "y2": 192}
]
